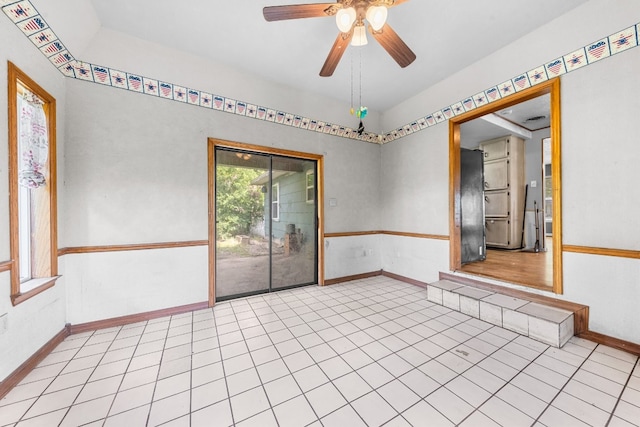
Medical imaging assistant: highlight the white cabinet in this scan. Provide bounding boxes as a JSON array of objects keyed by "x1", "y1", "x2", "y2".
[{"x1": 480, "y1": 135, "x2": 525, "y2": 249}]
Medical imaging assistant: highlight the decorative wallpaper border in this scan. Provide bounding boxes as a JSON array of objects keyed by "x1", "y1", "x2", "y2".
[{"x1": 2, "y1": 0, "x2": 639, "y2": 145}]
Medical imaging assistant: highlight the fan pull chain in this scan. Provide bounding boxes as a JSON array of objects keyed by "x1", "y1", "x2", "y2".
[{"x1": 350, "y1": 48, "x2": 354, "y2": 115}]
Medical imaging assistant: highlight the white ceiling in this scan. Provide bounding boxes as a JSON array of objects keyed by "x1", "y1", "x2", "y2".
[{"x1": 82, "y1": 0, "x2": 589, "y2": 112}]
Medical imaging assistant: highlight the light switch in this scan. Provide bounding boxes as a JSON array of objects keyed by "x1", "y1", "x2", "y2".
[
  {"x1": 329, "y1": 198, "x2": 337, "y2": 207},
  {"x1": 530, "y1": 180, "x2": 537, "y2": 188}
]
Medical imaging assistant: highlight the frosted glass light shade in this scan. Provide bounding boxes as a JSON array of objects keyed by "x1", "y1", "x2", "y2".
[
  {"x1": 335, "y1": 7, "x2": 356, "y2": 33},
  {"x1": 351, "y1": 24, "x2": 368, "y2": 46},
  {"x1": 366, "y1": 6, "x2": 387, "y2": 31}
]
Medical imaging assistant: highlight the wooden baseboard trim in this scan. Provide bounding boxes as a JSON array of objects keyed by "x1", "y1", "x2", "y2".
[
  {"x1": 323, "y1": 231, "x2": 449, "y2": 240},
  {"x1": 58, "y1": 240, "x2": 209, "y2": 256},
  {"x1": 0, "y1": 325, "x2": 70, "y2": 399},
  {"x1": 563, "y1": 245, "x2": 640, "y2": 260},
  {"x1": 69, "y1": 301, "x2": 209, "y2": 334},
  {"x1": 578, "y1": 330, "x2": 640, "y2": 357},
  {"x1": 381, "y1": 231, "x2": 449, "y2": 240},
  {"x1": 382, "y1": 271, "x2": 429, "y2": 289},
  {"x1": 324, "y1": 231, "x2": 381, "y2": 238},
  {"x1": 323, "y1": 270, "x2": 382, "y2": 286},
  {"x1": 439, "y1": 272, "x2": 589, "y2": 334},
  {"x1": 0, "y1": 260, "x2": 12, "y2": 273}
]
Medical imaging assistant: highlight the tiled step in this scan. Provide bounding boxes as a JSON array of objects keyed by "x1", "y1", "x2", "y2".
[{"x1": 427, "y1": 279, "x2": 575, "y2": 347}]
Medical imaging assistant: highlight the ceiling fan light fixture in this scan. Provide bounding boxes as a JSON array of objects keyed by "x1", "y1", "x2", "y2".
[
  {"x1": 366, "y1": 5, "x2": 388, "y2": 31},
  {"x1": 351, "y1": 23, "x2": 368, "y2": 46},
  {"x1": 335, "y1": 7, "x2": 356, "y2": 33}
]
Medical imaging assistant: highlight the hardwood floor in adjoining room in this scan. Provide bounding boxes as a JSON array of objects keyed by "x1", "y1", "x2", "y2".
[{"x1": 460, "y1": 238, "x2": 553, "y2": 290}]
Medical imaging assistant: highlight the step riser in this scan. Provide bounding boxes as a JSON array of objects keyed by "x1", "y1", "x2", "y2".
[{"x1": 427, "y1": 282, "x2": 574, "y2": 348}]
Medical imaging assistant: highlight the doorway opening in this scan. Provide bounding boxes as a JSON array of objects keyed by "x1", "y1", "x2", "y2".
[
  {"x1": 208, "y1": 139, "x2": 324, "y2": 304},
  {"x1": 449, "y1": 79, "x2": 563, "y2": 294}
]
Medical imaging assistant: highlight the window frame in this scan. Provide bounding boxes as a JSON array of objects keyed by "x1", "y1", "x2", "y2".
[
  {"x1": 8, "y1": 61, "x2": 59, "y2": 306},
  {"x1": 271, "y1": 182, "x2": 280, "y2": 221},
  {"x1": 306, "y1": 169, "x2": 315, "y2": 203}
]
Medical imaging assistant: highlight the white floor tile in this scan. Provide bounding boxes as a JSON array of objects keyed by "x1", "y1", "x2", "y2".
[
  {"x1": 59, "y1": 394, "x2": 114, "y2": 427},
  {"x1": 322, "y1": 404, "x2": 367, "y2": 427},
  {"x1": 191, "y1": 378, "x2": 228, "y2": 411},
  {"x1": 147, "y1": 390, "x2": 190, "y2": 426},
  {"x1": 419, "y1": 359, "x2": 458, "y2": 385},
  {"x1": 378, "y1": 379, "x2": 421, "y2": 413},
  {"x1": 5, "y1": 278, "x2": 640, "y2": 427},
  {"x1": 458, "y1": 410, "x2": 502, "y2": 427},
  {"x1": 110, "y1": 383, "x2": 155, "y2": 415},
  {"x1": 236, "y1": 408, "x2": 278, "y2": 427},
  {"x1": 104, "y1": 404, "x2": 150, "y2": 427},
  {"x1": 426, "y1": 387, "x2": 475, "y2": 424},
  {"x1": 153, "y1": 371, "x2": 190, "y2": 401},
  {"x1": 226, "y1": 368, "x2": 262, "y2": 397},
  {"x1": 352, "y1": 391, "x2": 398, "y2": 427},
  {"x1": 263, "y1": 375, "x2": 301, "y2": 406},
  {"x1": 358, "y1": 362, "x2": 395, "y2": 389},
  {"x1": 401, "y1": 400, "x2": 454, "y2": 427},
  {"x1": 613, "y1": 401, "x2": 640, "y2": 426},
  {"x1": 256, "y1": 359, "x2": 290, "y2": 384},
  {"x1": 273, "y1": 395, "x2": 318, "y2": 427},
  {"x1": 0, "y1": 398, "x2": 36, "y2": 426},
  {"x1": 1, "y1": 378, "x2": 52, "y2": 407},
  {"x1": 318, "y1": 356, "x2": 353, "y2": 381},
  {"x1": 510, "y1": 372, "x2": 559, "y2": 403},
  {"x1": 538, "y1": 405, "x2": 590, "y2": 427},
  {"x1": 230, "y1": 386, "x2": 270, "y2": 423},
  {"x1": 552, "y1": 392, "x2": 610, "y2": 426},
  {"x1": 563, "y1": 378, "x2": 618, "y2": 413},
  {"x1": 446, "y1": 375, "x2": 491, "y2": 407},
  {"x1": 16, "y1": 407, "x2": 68, "y2": 427},
  {"x1": 496, "y1": 384, "x2": 547, "y2": 418},
  {"x1": 119, "y1": 365, "x2": 160, "y2": 391},
  {"x1": 479, "y1": 396, "x2": 534, "y2": 427},
  {"x1": 191, "y1": 361, "x2": 224, "y2": 387},
  {"x1": 305, "y1": 382, "x2": 347, "y2": 418},
  {"x1": 23, "y1": 386, "x2": 81, "y2": 419},
  {"x1": 398, "y1": 368, "x2": 440, "y2": 398},
  {"x1": 342, "y1": 348, "x2": 375, "y2": 371},
  {"x1": 222, "y1": 353, "x2": 253, "y2": 376}
]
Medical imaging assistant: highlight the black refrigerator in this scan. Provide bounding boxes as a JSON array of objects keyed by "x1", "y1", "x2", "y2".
[{"x1": 460, "y1": 148, "x2": 486, "y2": 264}]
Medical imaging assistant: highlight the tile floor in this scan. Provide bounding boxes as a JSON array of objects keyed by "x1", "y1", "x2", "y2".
[{"x1": 1, "y1": 277, "x2": 639, "y2": 427}]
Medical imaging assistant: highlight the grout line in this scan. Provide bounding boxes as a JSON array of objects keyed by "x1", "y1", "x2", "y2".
[
  {"x1": 604, "y1": 357, "x2": 640, "y2": 427},
  {"x1": 7, "y1": 278, "x2": 639, "y2": 427}
]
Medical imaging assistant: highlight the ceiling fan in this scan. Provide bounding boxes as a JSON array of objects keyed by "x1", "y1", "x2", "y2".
[{"x1": 263, "y1": 0, "x2": 416, "y2": 77}]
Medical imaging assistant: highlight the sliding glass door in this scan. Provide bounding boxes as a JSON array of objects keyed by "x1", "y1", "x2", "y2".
[
  {"x1": 270, "y1": 156, "x2": 317, "y2": 290},
  {"x1": 215, "y1": 148, "x2": 317, "y2": 300}
]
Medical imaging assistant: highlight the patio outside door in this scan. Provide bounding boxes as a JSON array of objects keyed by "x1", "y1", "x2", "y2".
[{"x1": 214, "y1": 147, "x2": 317, "y2": 301}]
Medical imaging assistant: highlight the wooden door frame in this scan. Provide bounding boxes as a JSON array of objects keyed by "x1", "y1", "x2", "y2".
[
  {"x1": 448, "y1": 78, "x2": 563, "y2": 294},
  {"x1": 207, "y1": 138, "x2": 325, "y2": 307}
]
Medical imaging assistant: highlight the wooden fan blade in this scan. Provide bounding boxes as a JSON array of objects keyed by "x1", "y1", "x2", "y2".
[
  {"x1": 373, "y1": 0, "x2": 409, "y2": 8},
  {"x1": 320, "y1": 30, "x2": 354, "y2": 77},
  {"x1": 263, "y1": 3, "x2": 339, "y2": 21},
  {"x1": 369, "y1": 23, "x2": 416, "y2": 68}
]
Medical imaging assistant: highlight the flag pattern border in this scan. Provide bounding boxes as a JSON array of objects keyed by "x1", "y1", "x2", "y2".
[{"x1": 1, "y1": 0, "x2": 638, "y2": 144}]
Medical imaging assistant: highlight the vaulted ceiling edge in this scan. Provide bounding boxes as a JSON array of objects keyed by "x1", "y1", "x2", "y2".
[{"x1": 2, "y1": 1, "x2": 639, "y2": 145}]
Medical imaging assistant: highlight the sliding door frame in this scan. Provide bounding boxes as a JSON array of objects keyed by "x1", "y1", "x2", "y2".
[{"x1": 207, "y1": 138, "x2": 325, "y2": 307}]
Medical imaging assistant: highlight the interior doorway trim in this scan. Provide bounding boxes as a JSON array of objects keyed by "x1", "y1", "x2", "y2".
[
  {"x1": 207, "y1": 138, "x2": 325, "y2": 307},
  {"x1": 448, "y1": 78, "x2": 563, "y2": 294}
]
